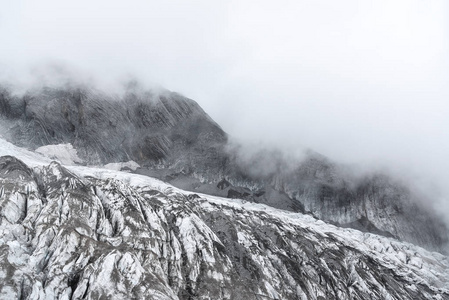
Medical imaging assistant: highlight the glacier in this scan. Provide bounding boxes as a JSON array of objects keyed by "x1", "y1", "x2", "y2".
[{"x1": 0, "y1": 137, "x2": 447, "y2": 299}]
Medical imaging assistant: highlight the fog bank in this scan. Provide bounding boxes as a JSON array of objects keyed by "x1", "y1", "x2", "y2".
[{"x1": 1, "y1": 0, "x2": 448, "y2": 217}]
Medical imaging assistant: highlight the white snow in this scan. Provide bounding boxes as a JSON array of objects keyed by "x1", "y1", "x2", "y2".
[
  {"x1": 104, "y1": 161, "x2": 140, "y2": 171},
  {"x1": 35, "y1": 143, "x2": 83, "y2": 165},
  {"x1": 0, "y1": 137, "x2": 51, "y2": 166}
]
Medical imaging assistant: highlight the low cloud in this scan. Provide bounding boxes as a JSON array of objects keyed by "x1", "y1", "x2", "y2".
[{"x1": 0, "y1": 1, "x2": 448, "y2": 223}]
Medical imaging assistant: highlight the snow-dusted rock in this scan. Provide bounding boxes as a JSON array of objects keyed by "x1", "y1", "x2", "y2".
[{"x1": 0, "y1": 155, "x2": 447, "y2": 299}]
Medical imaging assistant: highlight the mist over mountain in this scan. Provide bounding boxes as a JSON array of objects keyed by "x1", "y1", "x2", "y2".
[
  {"x1": 1, "y1": 1, "x2": 449, "y2": 299},
  {"x1": 0, "y1": 79, "x2": 447, "y2": 256}
]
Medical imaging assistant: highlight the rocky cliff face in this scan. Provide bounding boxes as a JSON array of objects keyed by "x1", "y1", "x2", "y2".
[
  {"x1": 0, "y1": 154, "x2": 448, "y2": 300},
  {"x1": 269, "y1": 156, "x2": 449, "y2": 251},
  {"x1": 0, "y1": 85, "x2": 227, "y2": 166},
  {"x1": 0, "y1": 84, "x2": 447, "y2": 253}
]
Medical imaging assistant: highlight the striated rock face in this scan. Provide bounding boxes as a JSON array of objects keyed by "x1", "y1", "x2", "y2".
[
  {"x1": 0, "y1": 85, "x2": 227, "y2": 166},
  {"x1": 0, "y1": 155, "x2": 448, "y2": 300},
  {"x1": 0, "y1": 84, "x2": 447, "y2": 253},
  {"x1": 268, "y1": 156, "x2": 449, "y2": 252}
]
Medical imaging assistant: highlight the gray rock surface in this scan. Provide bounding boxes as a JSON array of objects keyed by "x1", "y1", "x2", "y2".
[{"x1": 0, "y1": 85, "x2": 227, "y2": 166}]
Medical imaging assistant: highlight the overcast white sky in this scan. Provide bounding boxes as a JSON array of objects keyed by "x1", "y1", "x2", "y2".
[{"x1": 1, "y1": 0, "x2": 449, "y2": 202}]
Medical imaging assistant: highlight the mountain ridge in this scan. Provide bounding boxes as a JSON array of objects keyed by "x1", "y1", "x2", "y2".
[
  {"x1": 0, "y1": 152, "x2": 447, "y2": 299},
  {"x1": 0, "y1": 83, "x2": 447, "y2": 253}
]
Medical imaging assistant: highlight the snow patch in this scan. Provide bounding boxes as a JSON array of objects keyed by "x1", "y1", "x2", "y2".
[
  {"x1": 35, "y1": 143, "x2": 83, "y2": 165},
  {"x1": 104, "y1": 161, "x2": 140, "y2": 172}
]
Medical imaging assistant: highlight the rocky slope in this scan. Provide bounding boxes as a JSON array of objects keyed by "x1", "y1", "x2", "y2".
[
  {"x1": 0, "y1": 148, "x2": 448, "y2": 299},
  {"x1": 0, "y1": 84, "x2": 447, "y2": 253},
  {"x1": 0, "y1": 85, "x2": 227, "y2": 166}
]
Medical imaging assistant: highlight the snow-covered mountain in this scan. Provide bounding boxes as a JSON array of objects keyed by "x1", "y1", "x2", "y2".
[
  {"x1": 0, "y1": 84, "x2": 447, "y2": 253},
  {"x1": 0, "y1": 137, "x2": 448, "y2": 299}
]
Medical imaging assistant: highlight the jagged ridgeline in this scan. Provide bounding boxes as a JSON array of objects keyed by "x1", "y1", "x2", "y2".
[{"x1": 0, "y1": 84, "x2": 447, "y2": 253}]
